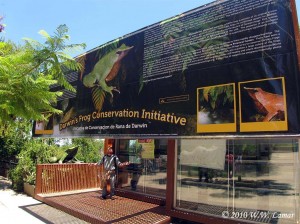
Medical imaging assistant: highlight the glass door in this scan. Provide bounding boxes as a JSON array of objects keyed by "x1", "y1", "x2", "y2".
[{"x1": 116, "y1": 139, "x2": 168, "y2": 198}]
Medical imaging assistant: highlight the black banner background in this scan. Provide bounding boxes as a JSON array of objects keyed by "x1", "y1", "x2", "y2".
[{"x1": 33, "y1": 0, "x2": 300, "y2": 138}]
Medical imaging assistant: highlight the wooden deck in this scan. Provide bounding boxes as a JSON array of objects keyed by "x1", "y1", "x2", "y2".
[
  {"x1": 34, "y1": 163, "x2": 170, "y2": 223},
  {"x1": 37, "y1": 190, "x2": 171, "y2": 224}
]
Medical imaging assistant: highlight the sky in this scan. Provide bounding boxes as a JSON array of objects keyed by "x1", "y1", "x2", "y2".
[{"x1": 1, "y1": 0, "x2": 300, "y2": 57}]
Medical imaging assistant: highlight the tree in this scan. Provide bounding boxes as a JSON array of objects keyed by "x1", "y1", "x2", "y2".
[
  {"x1": 72, "y1": 138, "x2": 103, "y2": 163},
  {"x1": 0, "y1": 24, "x2": 86, "y2": 191},
  {"x1": 0, "y1": 25, "x2": 86, "y2": 135},
  {"x1": 0, "y1": 119, "x2": 32, "y2": 163}
]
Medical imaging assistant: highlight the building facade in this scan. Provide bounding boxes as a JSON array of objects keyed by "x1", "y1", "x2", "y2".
[{"x1": 34, "y1": 0, "x2": 300, "y2": 223}]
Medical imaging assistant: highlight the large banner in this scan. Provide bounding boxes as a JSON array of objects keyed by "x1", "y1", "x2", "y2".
[{"x1": 33, "y1": 0, "x2": 300, "y2": 138}]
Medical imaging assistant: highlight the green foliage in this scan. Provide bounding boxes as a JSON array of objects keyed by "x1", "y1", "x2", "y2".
[
  {"x1": 23, "y1": 25, "x2": 86, "y2": 91},
  {"x1": 0, "y1": 25, "x2": 85, "y2": 132},
  {"x1": 0, "y1": 41, "x2": 62, "y2": 123},
  {"x1": 71, "y1": 138, "x2": 103, "y2": 163},
  {"x1": 9, "y1": 168, "x2": 24, "y2": 192},
  {"x1": 0, "y1": 24, "x2": 103, "y2": 192},
  {"x1": 2, "y1": 120, "x2": 102, "y2": 192},
  {"x1": 241, "y1": 144, "x2": 257, "y2": 156},
  {"x1": 200, "y1": 85, "x2": 234, "y2": 111},
  {"x1": 10, "y1": 138, "x2": 65, "y2": 191},
  {"x1": 0, "y1": 119, "x2": 32, "y2": 161}
]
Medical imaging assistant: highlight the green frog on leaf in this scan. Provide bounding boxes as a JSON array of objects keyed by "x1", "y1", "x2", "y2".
[{"x1": 82, "y1": 44, "x2": 133, "y2": 110}]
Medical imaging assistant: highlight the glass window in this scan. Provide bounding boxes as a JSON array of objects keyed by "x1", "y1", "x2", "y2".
[
  {"x1": 116, "y1": 139, "x2": 167, "y2": 198},
  {"x1": 176, "y1": 138, "x2": 300, "y2": 224}
]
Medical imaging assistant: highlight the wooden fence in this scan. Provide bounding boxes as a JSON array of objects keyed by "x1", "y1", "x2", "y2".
[{"x1": 35, "y1": 163, "x2": 102, "y2": 196}]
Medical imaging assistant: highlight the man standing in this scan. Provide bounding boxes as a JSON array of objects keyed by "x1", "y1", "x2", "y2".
[{"x1": 96, "y1": 146, "x2": 129, "y2": 200}]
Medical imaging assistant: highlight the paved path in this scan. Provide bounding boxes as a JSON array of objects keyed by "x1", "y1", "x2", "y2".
[{"x1": 0, "y1": 176, "x2": 88, "y2": 224}]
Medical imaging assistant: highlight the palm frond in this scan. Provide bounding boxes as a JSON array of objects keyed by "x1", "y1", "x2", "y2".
[
  {"x1": 64, "y1": 43, "x2": 86, "y2": 54},
  {"x1": 22, "y1": 38, "x2": 44, "y2": 50},
  {"x1": 38, "y1": 30, "x2": 51, "y2": 39}
]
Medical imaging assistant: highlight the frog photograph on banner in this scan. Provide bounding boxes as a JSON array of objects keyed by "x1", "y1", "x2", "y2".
[
  {"x1": 78, "y1": 36, "x2": 143, "y2": 113},
  {"x1": 239, "y1": 77, "x2": 288, "y2": 132},
  {"x1": 197, "y1": 83, "x2": 237, "y2": 133}
]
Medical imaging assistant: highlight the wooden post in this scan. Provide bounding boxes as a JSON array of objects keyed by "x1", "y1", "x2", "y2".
[{"x1": 35, "y1": 164, "x2": 43, "y2": 196}]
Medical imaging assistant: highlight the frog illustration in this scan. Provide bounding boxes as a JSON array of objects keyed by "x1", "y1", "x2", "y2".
[{"x1": 83, "y1": 44, "x2": 133, "y2": 97}]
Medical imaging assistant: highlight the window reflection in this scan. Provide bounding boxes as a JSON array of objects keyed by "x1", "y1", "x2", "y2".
[
  {"x1": 117, "y1": 139, "x2": 167, "y2": 198},
  {"x1": 176, "y1": 138, "x2": 299, "y2": 224}
]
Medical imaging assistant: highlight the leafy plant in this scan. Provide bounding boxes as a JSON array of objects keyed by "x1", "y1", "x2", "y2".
[
  {"x1": 71, "y1": 138, "x2": 103, "y2": 163},
  {"x1": 10, "y1": 139, "x2": 65, "y2": 191},
  {"x1": 23, "y1": 25, "x2": 86, "y2": 91},
  {"x1": 0, "y1": 25, "x2": 85, "y2": 133},
  {"x1": 0, "y1": 119, "x2": 31, "y2": 161},
  {"x1": 200, "y1": 85, "x2": 234, "y2": 111}
]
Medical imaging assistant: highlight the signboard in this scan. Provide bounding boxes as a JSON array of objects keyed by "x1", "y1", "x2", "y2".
[
  {"x1": 137, "y1": 139, "x2": 155, "y2": 159},
  {"x1": 33, "y1": 0, "x2": 300, "y2": 138}
]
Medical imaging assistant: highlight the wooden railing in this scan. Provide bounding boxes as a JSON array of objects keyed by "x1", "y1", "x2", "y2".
[
  {"x1": 34, "y1": 163, "x2": 166, "y2": 206},
  {"x1": 35, "y1": 163, "x2": 102, "y2": 196}
]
